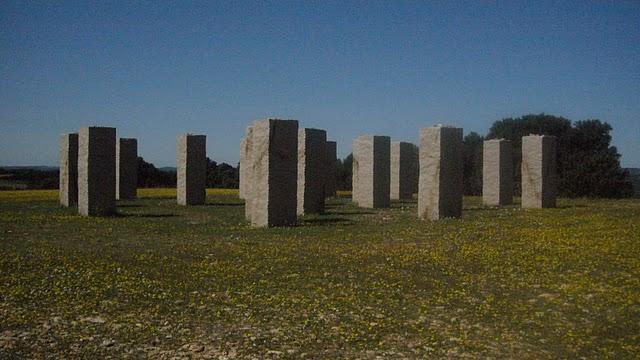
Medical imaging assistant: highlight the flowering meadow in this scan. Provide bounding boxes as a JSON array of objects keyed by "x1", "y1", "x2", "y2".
[{"x1": 1, "y1": 189, "x2": 639, "y2": 358}]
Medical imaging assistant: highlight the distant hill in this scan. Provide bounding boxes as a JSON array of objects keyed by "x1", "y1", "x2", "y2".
[
  {"x1": 1, "y1": 166, "x2": 59, "y2": 171},
  {"x1": 158, "y1": 167, "x2": 177, "y2": 172},
  {"x1": 626, "y1": 168, "x2": 640, "y2": 197},
  {"x1": 0, "y1": 166, "x2": 58, "y2": 190}
]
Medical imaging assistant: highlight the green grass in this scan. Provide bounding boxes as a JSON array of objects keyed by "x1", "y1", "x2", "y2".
[{"x1": 1, "y1": 189, "x2": 639, "y2": 358}]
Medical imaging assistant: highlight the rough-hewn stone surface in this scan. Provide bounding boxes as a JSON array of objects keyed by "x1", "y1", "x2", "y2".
[
  {"x1": 297, "y1": 128, "x2": 327, "y2": 215},
  {"x1": 522, "y1": 135, "x2": 557, "y2": 208},
  {"x1": 248, "y1": 119, "x2": 298, "y2": 227},
  {"x1": 116, "y1": 138, "x2": 138, "y2": 200},
  {"x1": 418, "y1": 125, "x2": 463, "y2": 220},
  {"x1": 390, "y1": 141, "x2": 418, "y2": 200},
  {"x1": 59, "y1": 133, "x2": 78, "y2": 207},
  {"x1": 78, "y1": 127, "x2": 116, "y2": 216},
  {"x1": 352, "y1": 135, "x2": 390, "y2": 208},
  {"x1": 482, "y1": 139, "x2": 513, "y2": 206},
  {"x1": 177, "y1": 134, "x2": 206, "y2": 206},
  {"x1": 324, "y1": 141, "x2": 338, "y2": 198}
]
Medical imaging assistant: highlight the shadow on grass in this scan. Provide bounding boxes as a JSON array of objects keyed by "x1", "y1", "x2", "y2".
[
  {"x1": 116, "y1": 213, "x2": 177, "y2": 218},
  {"x1": 393, "y1": 199, "x2": 417, "y2": 204},
  {"x1": 464, "y1": 207, "x2": 496, "y2": 212},
  {"x1": 138, "y1": 196, "x2": 176, "y2": 200},
  {"x1": 556, "y1": 204, "x2": 589, "y2": 209},
  {"x1": 300, "y1": 217, "x2": 353, "y2": 226},
  {"x1": 205, "y1": 202, "x2": 244, "y2": 207},
  {"x1": 328, "y1": 210, "x2": 374, "y2": 216},
  {"x1": 117, "y1": 204, "x2": 143, "y2": 208}
]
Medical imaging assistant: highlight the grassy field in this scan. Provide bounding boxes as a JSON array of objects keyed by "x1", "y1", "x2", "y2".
[{"x1": 1, "y1": 189, "x2": 639, "y2": 359}]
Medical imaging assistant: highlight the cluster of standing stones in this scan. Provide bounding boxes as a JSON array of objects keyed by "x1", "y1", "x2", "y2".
[{"x1": 59, "y1": 122, "x2": 558, "y2": 228}]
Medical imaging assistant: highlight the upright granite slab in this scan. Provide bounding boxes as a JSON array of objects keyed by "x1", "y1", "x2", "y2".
[
  {"x1": 78, "y1": 127, "x2": 116, "y2": 216},
  {"x1": 418, "y1": 125, "x2": 463, "y2": 220},
  {"x1": 248, "y1": 119, "x2": 298, "y2": 227},
  {"x1": 324, "y1": 141, "x2": 338, "y2": 198},
  {"x1": 177, "y1": 134, "x2": 206, "y2": 205},
  {"x1": 390, "y1": 141, "x2": 418, "y2": 200},
  {"x1": 59, "y1": 133, "x2": 78, "y2": 207},
  {"x1": 482, "y1": 139, "x2": 513, "y2": 206},
  {"x1": 116, "y1": 138, "x2": 138, "y2": 200},
  {"x1": 352, "y1": 135, "x2": 390, "y2": 208},
  {"x1": 521, "y1": 135, "x2": 557, "y2": 208},
  {"x1": 297, "y1": 128, "x2": 327, "y2": 215}
]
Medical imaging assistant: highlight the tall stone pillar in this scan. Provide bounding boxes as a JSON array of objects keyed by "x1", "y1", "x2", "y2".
[
  {"x1": 59, "y1": 133, "x2": 78, "y2": 207},
  {"x1": 116, "y1": 138, "x2": 138, "y2": 200},
  {"x1": 352, "y1": 135, "x2": 390, "y2": 208},
  {"x1": 482, "y1": 139, "x2": 513, "y2": 206},
  {"x1": 297, "y1": 128, "x2": 327, "y2": 215},
  {"x1": 390, "y1": 141, "x2": 418, "y2": 200},
  {"x1": 324, "y1": 141, "x2": 338, "y2": 198},
  {"x1": 78, "y1": 127, "x2": 116, "y2": 216},
  {"x1": 521, "y1": 135, "x2": 557, "y2": 208},
  {"x1": 418, "y1": 125, "x2": 463, "y2": 220},
  {"x1": 177, "y1": 134, "x2": 206, "y2": 205},
  {"x1": 249, "y1": 119, "x2": 298, "y2": 227}
]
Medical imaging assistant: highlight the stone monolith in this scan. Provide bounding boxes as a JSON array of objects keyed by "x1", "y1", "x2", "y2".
[
  {"x1": 521, "y1": 135, "x2": 557, "y2": 208},
  {"x1": 297, "y1": 128, "x2": 327, "y2": 215},
  {"x1": 177, "y1": 134, "x2": 206, "y2": 205},
  {"x1": 59, "y1": 133, "x2": 78, "y2": 207},
  {"x1": 325, "y1": 141, "x2": 337, "y2": 198},
  {"x1": 418, "y1": 125, "x2": 463, "y2": 220},
  {"x1": 78, "y1": 127, "x2": 116, "y2": 216},
  {"x1": 352, "y1": 135, "x2": 390, "y2": 208},
  {"x1": 248, "y1": 119, "x2": 298, "y2": 227},
  {"x1": 390, "y1": 141, "x2": 418, "y2": 200},
  {"x1": 116, "y1": 138, "x2": 138, "y2": 200},
  {"x1": 482, "y1": 139, "x2": 513, "y2": 206}
]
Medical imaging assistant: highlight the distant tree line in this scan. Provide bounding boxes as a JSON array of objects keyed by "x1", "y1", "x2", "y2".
[
  {"x1": 0, "y1": 114, "x2": 635, "y2": 198},
  {"x1": 463, "y1": 114, "x2": 633, "y2": 198},
  {"x1": 0, "y1": 157, "x2": 239, "y2": 190},
  {"x1": 137, "y1": 157, "x2": 239, "y2": 188},
  {"x1": 0, "y1": 168, "x2": 59, "y2": 190},
  {"x1": 336, "y1": 114, "x2": 634, "y2": 198}
]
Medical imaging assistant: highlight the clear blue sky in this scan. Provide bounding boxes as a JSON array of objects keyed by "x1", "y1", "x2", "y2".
[{"x1": 1, "y1": 0, "x2": 639, "y2": 167}]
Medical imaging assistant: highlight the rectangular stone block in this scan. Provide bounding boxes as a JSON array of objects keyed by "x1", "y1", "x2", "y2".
[
  {"x1": 177, "y1": 134, "x2": 206, "y2": 205},
  {"x1": 418, "y1": 125, "x2": 463, "y2": 220},
  {"x1": 249, "y1": 119, "x2": 298, "y2": 227},
  {"x1": 78, "y1": 127, "x2": 116, "y2": 216},
  {"x1": 324, "y1": 141, "x2": 338, "y2": 198},
  {"x1": 521, "y1": 135, "x2": 557, "y2": 208},
  {"x1": 59, "y1": 133, "x2": 78, "y2": 207},
  {"x1": 297, "y1": 128, "x2": 327, "y2": 215},
  {"x1": 352, "y1": 135, "x2": 390, "y2": 208},
  {"x1": 116, "y1": 138, "x2": 138, "y2": 200},
  {"x1": 390, "y1": 141, "x2": 418, "y2": 200},
  {"x1": 482, "y1": 139, "x2": 513, "y2": 206}
]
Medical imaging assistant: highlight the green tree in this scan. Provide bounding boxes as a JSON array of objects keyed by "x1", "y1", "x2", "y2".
[
  {"x1": 561, "y1": 120, "x2": 633, "y2": 197},
  {"x1": 137, "y1": 157, "x2": 176, "y2": 187},
  {"x1": 206, "y1": 158, "x2": 239, "y2": 188},
  {"x1": 486, "y1": 114, "x2": 631, "y2": 198},
  {"x1": 337, "y1": 154, "x2": 353, "y2": 191},
  {"x1": 463, "y1": 132, "x2": 484, "y2": 196}
]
